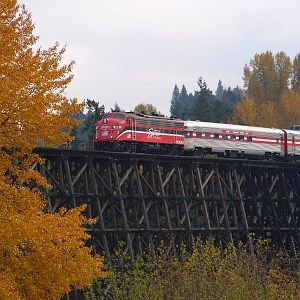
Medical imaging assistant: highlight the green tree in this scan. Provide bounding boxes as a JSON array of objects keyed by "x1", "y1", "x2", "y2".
[
  {"x1": 72, "y1": 100, "x2": 105, "y2": 148},
  {"x1": 83, "y1": 99, "x2": 105, "y2": 140},
  {"x1": 178, "y1": 85, "x2": 194, "y2": 119},
  {"x1": 170, "y1": 84, "x2": 180, "y2": 116},
  {"x1": 113, "y1": 102, "x2": 122, "y2": 112},
  {"x1": 192, "y1": 77, "x2": 215, "y2": 121},
  {"x1": 179, "y1": 85, "x2": 189, "y2": 104},
  {"x1": 215, "y1": 80, "x2": 224, "y2": 101},
  {"x1": 213, "y1": 100, "x2": 234, "y2": 123}
]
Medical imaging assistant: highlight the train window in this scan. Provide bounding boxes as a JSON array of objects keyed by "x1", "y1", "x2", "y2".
[
  {"x1": 222, "y1": 135, "x2": 227, "y2": 140},
  {"x1": 230, "y1": 135, "x2": 236, "y2": 140},
  {"x1": 196, "y1": 132, "x2": 202, "y2": 138},
  {"x1": 239, "y1": 136, "x2": 244, "y2": 141},
  {"x1": 214, "y1": 133, "x2": 219, "y2": 139},
  {"x1": 205, "y1": 133, "x2": 210, "y2": 139},
  {"x1": 114, "y1": 113, "x2": 125, "y2": 120},
  {"x1": 247, "y1": 136, "x2": 253, "y2": 142}
]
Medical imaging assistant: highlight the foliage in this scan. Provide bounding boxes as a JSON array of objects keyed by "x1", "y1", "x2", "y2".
[
  {"x1": 233, "y1": 51, "x2": 300, "y2": 127},
  {"x1": 134, "y1": 103, "x2": 160, "y2": 115},
  {"x1": 169, "y1": 79, "x2": 242, "y2": 122},
  {"x1": 192, "y1": 77, "x2": 215, "y2": 121},
  {"x1": 280, "y1": 92, "x2": 300, "y2": 127},
  {"x1": 0, "y1": 1, "x2": 104, "y2": 298},
  {"x1": 170, "y1": 84, "x2": 180, "y2": 117},
  {"x1": 71, "y1": 99, "x2": 105, "y2": 149},
  {"x1": 232, "y1": 92, "x2": 300, "y2": 128},
  {"x1": 243, "y1": 51, "x2": 291, "y2": 104},
  {"x1": 113, "y1": 103, "x2": 122, "y2": 112},
  {"x1": 292, "y1": 53, "x2": 300, "y2": 93},
  {"x1": 84, "y1": 239, "x2": 300, "y2": 300}
]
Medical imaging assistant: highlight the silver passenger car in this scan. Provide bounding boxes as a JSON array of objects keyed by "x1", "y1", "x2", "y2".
[{"x1": 184, "y1": 121, "x2": 285, "y2": 157}]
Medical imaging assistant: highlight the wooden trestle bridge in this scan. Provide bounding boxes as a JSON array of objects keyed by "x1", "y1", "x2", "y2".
[{"x1": 35, "y1": 148, "x2": 300, "y2": 259}]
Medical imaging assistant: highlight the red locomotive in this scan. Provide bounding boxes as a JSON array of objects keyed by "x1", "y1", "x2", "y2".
[
  {"x1": 95, "y1": 112, "x2": 300, "y2": 158},
  {"x1": 94, "y1": 112, "x2": 184, "y2": 153}
]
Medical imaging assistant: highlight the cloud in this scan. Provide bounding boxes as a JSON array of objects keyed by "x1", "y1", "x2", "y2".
[{"x1": 22, "y1": 0, "x2": 300, "y2": 114}]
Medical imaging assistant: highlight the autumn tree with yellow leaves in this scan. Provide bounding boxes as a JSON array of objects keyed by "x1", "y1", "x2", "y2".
[
  {"x1": 232, "y1": 51, "x2": 300, "y2": 128},
  {"x1": 0, "y1": 1, "x2": 104, "y2": 299},
  {"x1": 134, "y1": 103, "x2": 160, "y2": 115}
]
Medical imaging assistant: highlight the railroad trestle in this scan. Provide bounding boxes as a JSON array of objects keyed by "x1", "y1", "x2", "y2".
[{"x1": 35, "y1": 148, "x2": 300, "y2": 259}]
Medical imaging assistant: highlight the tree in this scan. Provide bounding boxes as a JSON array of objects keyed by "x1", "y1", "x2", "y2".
[
  {"x1": 112, "y1": 102, "x2": 122, "y2": 112},
  {"x1": 215, "y1": 80, "x2": 224, "y2": 101},
  {"x1": 177, "y1": 84, "x2": 195, "y2": 119},
  {"x1": 0, "y1": 1, "x2": 104, "y2": 299},
  {"x1": 231, "y1": 97, "x2": 258, "y2": 125},
  {"x1": 170, "y1": 84, "x2": 180, "y2": 116},
  {"x1": 72, "y1": 99, "x2": 105, "y2": 148},
  {"x1": 234, "y1": 51, "x2": 300, "y2": 127},
  {"x1": 243, "y1": 51, "x2": 291, "y2": 104},
  {"x1": 213, "y1": 100, "x2": 234, "y2": 123},
  {"x1": 292, "y1": 53, "x2": 300, "y2": 94},
  {"x1": 232, "y1": 86, "x2": 244, "y2": 102},
  {"x1": 179, "y1": 85, "x2": 188, "y2": 104},
  {"x1": 280, "y1": 92, "x2": 300, "y2": 127},
  {"x1": 134, "y1": 103, "x2": 160, "y2": 114},
  {"x1": 192, "y1": 77, "x2": 215, "y2": 121}
]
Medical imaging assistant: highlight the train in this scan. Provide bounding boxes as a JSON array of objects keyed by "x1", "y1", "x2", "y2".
[{"x1": 94, "y1": 111, "x2": 300, "y2": 159}]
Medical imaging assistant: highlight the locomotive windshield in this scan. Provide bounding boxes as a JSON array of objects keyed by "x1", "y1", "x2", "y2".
[
  {"x1": 113, "y1": 113, "x2": 125, "y2": 120},
  {"x1": 103, "y1": 113, "x2": 112, "y2": 119}
]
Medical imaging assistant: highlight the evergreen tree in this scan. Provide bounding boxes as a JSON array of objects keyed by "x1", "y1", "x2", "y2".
[
  {"x1": 192, "y1": 77, "x2": 215, "y2": 121},
  {"x1": 113, "y1": 102, "x2": 122, "y2": 112},
  {"x1": 84, "y1": 99, "x2": 105, "y2": 139},
  {"x1": 232, "y1": 86, "x2": 244, "y2": 102},
  {"x1": 213, "y1": 100, "x2": 234, "y2": 123},
  {"x1": 170, "y1": 84, "x2": 180, "y2": 116},
  {"x1": 72, "y1": 99, "x2": 105, "y2": 148},
  {"x1": 177, "y1": 84, "x2": 195, "y2": 119},
  {"x1": 180, "y1": 84, "x2": 188, "y2": 101},
  {"x1": 215, "y1": 80, "x2": 224, "y2": 101}
]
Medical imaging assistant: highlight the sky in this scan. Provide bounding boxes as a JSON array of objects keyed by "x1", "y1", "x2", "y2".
[{"x1": 22, "y1": 0, "x2": 300, "y2": 115}]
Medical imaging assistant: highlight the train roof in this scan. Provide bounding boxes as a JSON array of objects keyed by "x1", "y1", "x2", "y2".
[
  {"x1": 184, "y1": 120, "x2": 283, "y2": 134},
  {"x1": 285, "y1": 129, "x2": 300, "y2": 136},
  {"x1": 119, "y1": 111, "x2": 183, "y2": 122}
]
